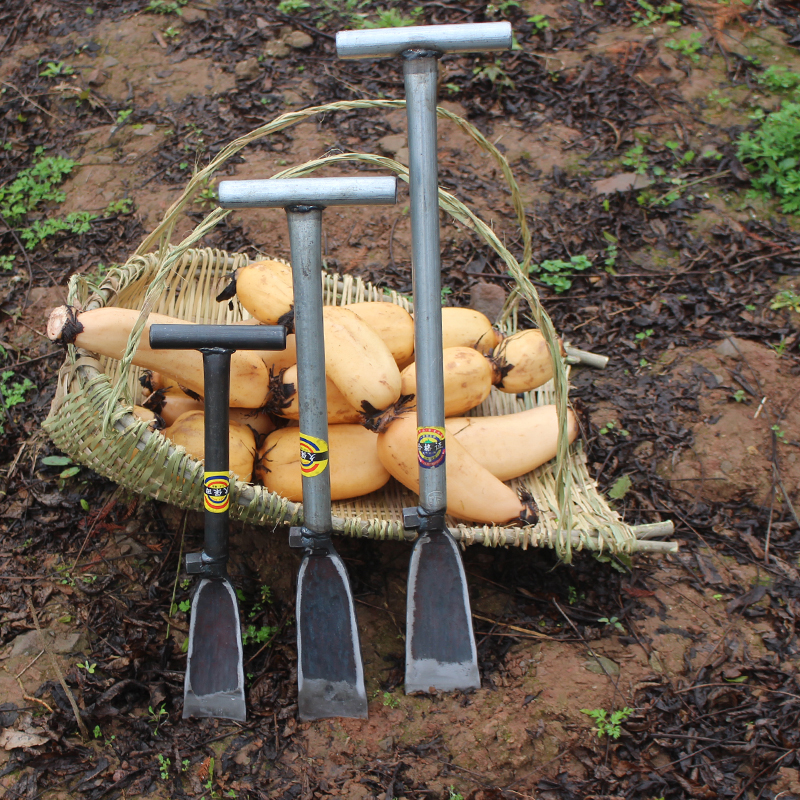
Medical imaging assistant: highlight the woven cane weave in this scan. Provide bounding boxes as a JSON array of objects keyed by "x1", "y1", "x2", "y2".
[{"x1": 43, "y1": 100, "x2": 676, "y2": 558}]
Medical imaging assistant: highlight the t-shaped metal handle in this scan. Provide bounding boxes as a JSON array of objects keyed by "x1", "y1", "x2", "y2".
[
  {"x1": 218, "y1": 176, "x2": 398, "y2": 210},
  {"x1": 336, "y1": 21, "x2": 512, "y2": 59}
]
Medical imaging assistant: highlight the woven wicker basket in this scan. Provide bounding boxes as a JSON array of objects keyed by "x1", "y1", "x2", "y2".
[{"x1": 43, "y1": 100, "x2": 675, "y2": 557}]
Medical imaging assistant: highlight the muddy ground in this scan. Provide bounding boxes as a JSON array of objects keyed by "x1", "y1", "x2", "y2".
[{"x1": 1, "y1": 0, "x2": 800, "y2": 798}]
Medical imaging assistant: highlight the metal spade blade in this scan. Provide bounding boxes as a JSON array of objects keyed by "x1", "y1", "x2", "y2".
[
  {"x1": 405, "y1": 529, "x2": 480, "y2": 693},
  {"x1": 183, "y1": 577, "x2": 246, "y2": 721},
  {"x1": 296, "y1": 543, "x2": 367, "y2": 720}
]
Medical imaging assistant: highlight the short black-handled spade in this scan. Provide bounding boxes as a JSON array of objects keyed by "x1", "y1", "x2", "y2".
[
  {"x1": 337, "y1": 23, "x2": 512, "y2": 694},
  {"x1": 149, "y1": 324, "x2": 287, "y2": 721},
  {"x1": 218, "y1": 176, "x2": 398, "y2": 720}
]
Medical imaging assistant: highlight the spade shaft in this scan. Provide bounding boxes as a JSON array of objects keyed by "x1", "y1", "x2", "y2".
[{"x1": 218, "y1": 176, "x2": 397, "y2": 720}]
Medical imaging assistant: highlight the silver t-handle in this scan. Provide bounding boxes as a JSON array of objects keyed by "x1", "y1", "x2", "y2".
[{"x1": 336, "y1": 21, "x2": 512, "y2": 58}]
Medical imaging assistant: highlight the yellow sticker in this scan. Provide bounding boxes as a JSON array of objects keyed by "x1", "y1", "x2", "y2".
[
  {"x1": 203, "y1": 471, "x2": 230, "y2": 513},
  {"x1": 300, "y1": 433, "x2": 329, "y2": 477},
  {"x1": 417, "y1": 426, "x2": 445, "y2": 469}
]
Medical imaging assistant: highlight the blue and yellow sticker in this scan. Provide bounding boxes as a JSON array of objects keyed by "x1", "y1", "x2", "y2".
[
  {"x1": 417, "y1": 426, "x2": 445, "y2": 469},
  {"x1": 203, "y1": 471, "x2": 230, "y2": 513},
  {"x1": 300, "y1": 433, "x2": 329, "y2": 477}
]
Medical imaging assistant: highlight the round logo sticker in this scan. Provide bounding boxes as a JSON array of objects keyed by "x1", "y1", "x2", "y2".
[
  {"x1": 203, "y1": 471, "x2": 230, "y2": 513},
  {"x1": 417, "y1": 426, "x2": 445, "y2": 469},
  {"x1": 300, "y1": 433, "x2": 329, "y2": 477}
]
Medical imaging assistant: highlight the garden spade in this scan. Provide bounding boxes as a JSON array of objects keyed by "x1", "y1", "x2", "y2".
[
  {"x1": 218, "y1": 176, "x2": 398, "y2": 719},
  {"x1": 337, "y1": 23, "x2": 512, "y2": 693},
  {"x1": 149, "y1": 323, "x2": 286, "y2": 721}
]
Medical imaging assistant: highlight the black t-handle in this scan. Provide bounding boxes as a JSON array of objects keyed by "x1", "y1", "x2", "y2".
[{"x1": 149, "y1": 323, "x2": 286, "y2": 353}]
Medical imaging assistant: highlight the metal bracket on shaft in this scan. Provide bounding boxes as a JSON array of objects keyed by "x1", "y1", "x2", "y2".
[
  {"x1": 288, "y1": 526, "x2": 335, "y2": 555},
  {"x1": 185, "y1": 551, "x2": 226, "y2": 577},
  {"x1": 402, "y1": 506, "x2": 446, "y2": 534}
]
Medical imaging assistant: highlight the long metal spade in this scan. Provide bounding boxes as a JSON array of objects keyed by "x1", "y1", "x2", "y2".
[
  {"x1": 218, "y1": 176, "x2": 398, "y2": 720},
  {"x1": 149, "y1": 323, "x2": 287, "y2": 721},
  {"x1": 337, "y1": 22, "x2": 513, "y2": 693}
]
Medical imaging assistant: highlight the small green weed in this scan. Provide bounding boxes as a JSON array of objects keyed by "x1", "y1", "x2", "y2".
[
  {"x1": 173, "y1": 599, "x2": 191, "y2": 614},
  {"x1": 93, "y1": 724, "x2": 115, "y2": 746},
  {"x1": 103, "y1": 198, "x2": 133, "y2": 216},
  {"x1": 0, "y1": 152, "x2": 76, "y2": 226},
  {"x1": 598, "y1": 615, "x2": 626, "y2": 632},
  {"x1": 441, "y1": 286, "x2": 453, "y2": 304},
  {"x1": 19, "y1": 211, "x2": 95, "y2": 249},
  {"x1": 194, "y1": 186, "x2": 217, "y2": 207},
  {"x1": 599, "y1": 420, "x2": 629, "y2": 437},
  {"x1": 0, "y1": 254, "x2": 16, "y2": 271},
  {"x1": 567, "y1": 586, "x2": 585, "y2": 605},
  {"x1": 635, "y1": 328, "x2": 654, "y2": 341},
  {"x1": 242, "y1": 624, "x2": 277, "y2": 646},
  {"x1": 56, "y1": 564, "x2": 76, "y2": 587},
  {"x1": 772, "y1": 337, "x2": 790, "y2": 357},
  {"x1": 771, "y1": 289, "x2": 800, "y2": 313},
  {"x1": 632, "y1": 0, "x2": 683, "y2": 28},
  {"x1": 736, "y1": 101, "x2": 800, "y2": 213},
  {"x1": 622, "y1": 142, "x2": 649, "y2": 175},
  {"x1": 278, "y1": 0, "x2": 310, "y2": 11},
  {"x1": 39, "y1": 61, "x2": 74, "y2": 78},
  {"x1": 1, "y1": 371, "x2": 35, "y2": 435},
  {"x1": 77, "y1": 660, "x2": 97, "y2": 674},
  {"x1": 364, "y1": 7, "x2": 422, "y2": 28},
  {"x1": 486, "y1": 0, "x2": 519, "y2": 15},
  {"x1": 148, "y1": 0, "x2": 188, "y2": 14},
  {"x1": 529, "y1": 254, "x2": 592, "y2": 293},
  {"x1": 148, "y1": 704, "x2": 168, "y2": 736},
  {"x1": 162, "y1": 25, "x2": 180, "y2": 39},
  {"x1": 157, "y1": 753, "x2": 171, "y2": 780},
  {"x1": 473, "y1": 59, "x2": 515, "y2": 90},
  {"x1": 115, "y1": 108, "x2": 133, "y2": 125},
  {"x1": 665, "y1": 31, "x2": 703, "y2": 62},
  {"x1": 758, "y1": 66, "x2": 800, "y2": 94},
  {"x1": 581, "y1": 706, "x2": 633, "y2": 739},
  {"x1": 248, "y1": 584, "x2": 274, "y2": 618},
  {"x1": 707, "y1": 89, "x2": 732, "y2": 109},
  {"x1": 732, "y1": 389, "x2": 747, "y2": 403},
  {"x1": 771, "y1": 424, "x2": 787, "y2": 442},
  {"x1": 448, "y1": 788, "x2": 465, "y2": 800},
  {"x1": 602, "y1": 231, "x2": 618, "y2": 270},
  {"x1": 527, "y1": 14, "x2": 549, "y2": 30},
  {"x1": 382, "y1": 691, "x2": 400, "y2": 708},
  {"x1": 317, "y1": 0, "x2": 368, "y2": 28}
]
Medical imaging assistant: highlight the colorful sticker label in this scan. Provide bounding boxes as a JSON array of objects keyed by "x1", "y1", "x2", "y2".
[
  {"x1": 203, "y1": 471, "x2": 230, "y2": 513},
  {"x1": 300, "y1": 433, "x2": 329, "y2": 477},
  {"x1": 417, "y1": 426, "x2": 446, "y2": 469}
]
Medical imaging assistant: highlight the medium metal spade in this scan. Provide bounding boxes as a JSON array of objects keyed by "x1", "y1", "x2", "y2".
[
  {"x1": 337, "y1": 22, "x2": 513, "y2": 693},
  {"x1": 218, "y1": 176, "x2": 398, "y2": 720},
  {"x1": 149, "y1": 323, "x2": 287, "y2": 721}
]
